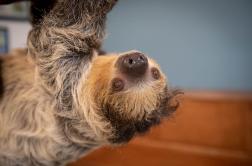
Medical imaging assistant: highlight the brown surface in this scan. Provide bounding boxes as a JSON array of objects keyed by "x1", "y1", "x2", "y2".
[{"x1": 69, "y1": 91, "x2": 252, "y2": 166}]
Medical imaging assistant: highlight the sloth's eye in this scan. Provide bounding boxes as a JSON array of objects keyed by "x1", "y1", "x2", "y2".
[
  {"x1": 111, "y1": 78, "x2": 124, "y2": 92},
  {"x1": 151, "y1": 67, "x2": 161, "y2": 80}
]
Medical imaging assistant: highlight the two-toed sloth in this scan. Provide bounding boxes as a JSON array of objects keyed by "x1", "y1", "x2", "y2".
[{"x1": 0, "y1": 0, "x2": 180, "y2": 165}]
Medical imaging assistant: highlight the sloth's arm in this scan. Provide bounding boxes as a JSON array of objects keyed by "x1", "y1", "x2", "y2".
[
  {"x1": 28, "y1": 0, "x2": 117, "y2": 87},
  {"x1": 27, "y1": 0, "x2": 117, "y2": 111}
]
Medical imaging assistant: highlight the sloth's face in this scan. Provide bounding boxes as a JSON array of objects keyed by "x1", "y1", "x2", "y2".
[{"x1": 79, "y1": 51, "x2": 178, "y2": 144}]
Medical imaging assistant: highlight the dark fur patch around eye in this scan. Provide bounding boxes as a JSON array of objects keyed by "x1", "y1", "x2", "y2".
[
  {"x1": 111, "y1": 78, "x2": 124, "y2": 92},
  {"x1": 151, "y1": 67, "x2": 161, "y2": 80}
]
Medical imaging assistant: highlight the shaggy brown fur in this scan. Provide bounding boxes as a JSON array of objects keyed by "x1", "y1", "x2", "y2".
[{"x1": 0, "y1": 0, "x2": 180, "y2": 165}]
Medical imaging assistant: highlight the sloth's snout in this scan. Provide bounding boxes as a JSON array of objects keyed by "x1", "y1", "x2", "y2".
[{"x1": 117, "y1": 51, "x2": 148, "y2": 78}]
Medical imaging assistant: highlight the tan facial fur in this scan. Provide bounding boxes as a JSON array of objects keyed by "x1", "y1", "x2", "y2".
[
  {"x1": 85, "y1": 53, "x2": 166, "y2": 118},
  {"x1": 78, "y1": 52, "x2": 174, "y2": 143}
]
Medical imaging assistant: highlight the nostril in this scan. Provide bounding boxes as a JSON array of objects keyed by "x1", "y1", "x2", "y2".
[
  {"x1": 139, "y1": 55, "x2": 144, "y2": 61},
  {"x1": 128, "y1": 58, "x2": 134, "y2": 65},
  {"x1": 126, "y1": 55, "x2": 147, "y2": 66}
]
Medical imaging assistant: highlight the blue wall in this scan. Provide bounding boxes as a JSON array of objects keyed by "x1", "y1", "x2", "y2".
[{"x1": 103, "y1": 0, "x2": 252, "y2": 91}]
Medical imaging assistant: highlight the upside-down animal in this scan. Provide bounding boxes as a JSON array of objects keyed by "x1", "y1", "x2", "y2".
[{"x1": 0, "y1": 0, "x2": 180, "y2": 165}]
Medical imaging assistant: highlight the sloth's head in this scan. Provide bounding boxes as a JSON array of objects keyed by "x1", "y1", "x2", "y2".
[{"x1": 78, "y1": 51, "x2": 179, "y2": 144}]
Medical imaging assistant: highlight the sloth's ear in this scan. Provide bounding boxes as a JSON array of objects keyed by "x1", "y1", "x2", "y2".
[{"x1": 30, "y1": 0, "x2": 56, "y2": 25}]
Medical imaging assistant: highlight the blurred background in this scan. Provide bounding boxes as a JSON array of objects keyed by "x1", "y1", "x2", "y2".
[{"x1": 0, "y1": 0, "x2": 251, "y2": 166}]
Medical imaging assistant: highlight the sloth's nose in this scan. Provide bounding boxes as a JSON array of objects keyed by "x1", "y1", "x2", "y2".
[{"x1": 117, "y1": 51, "x2": 148, "y2": 78}]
